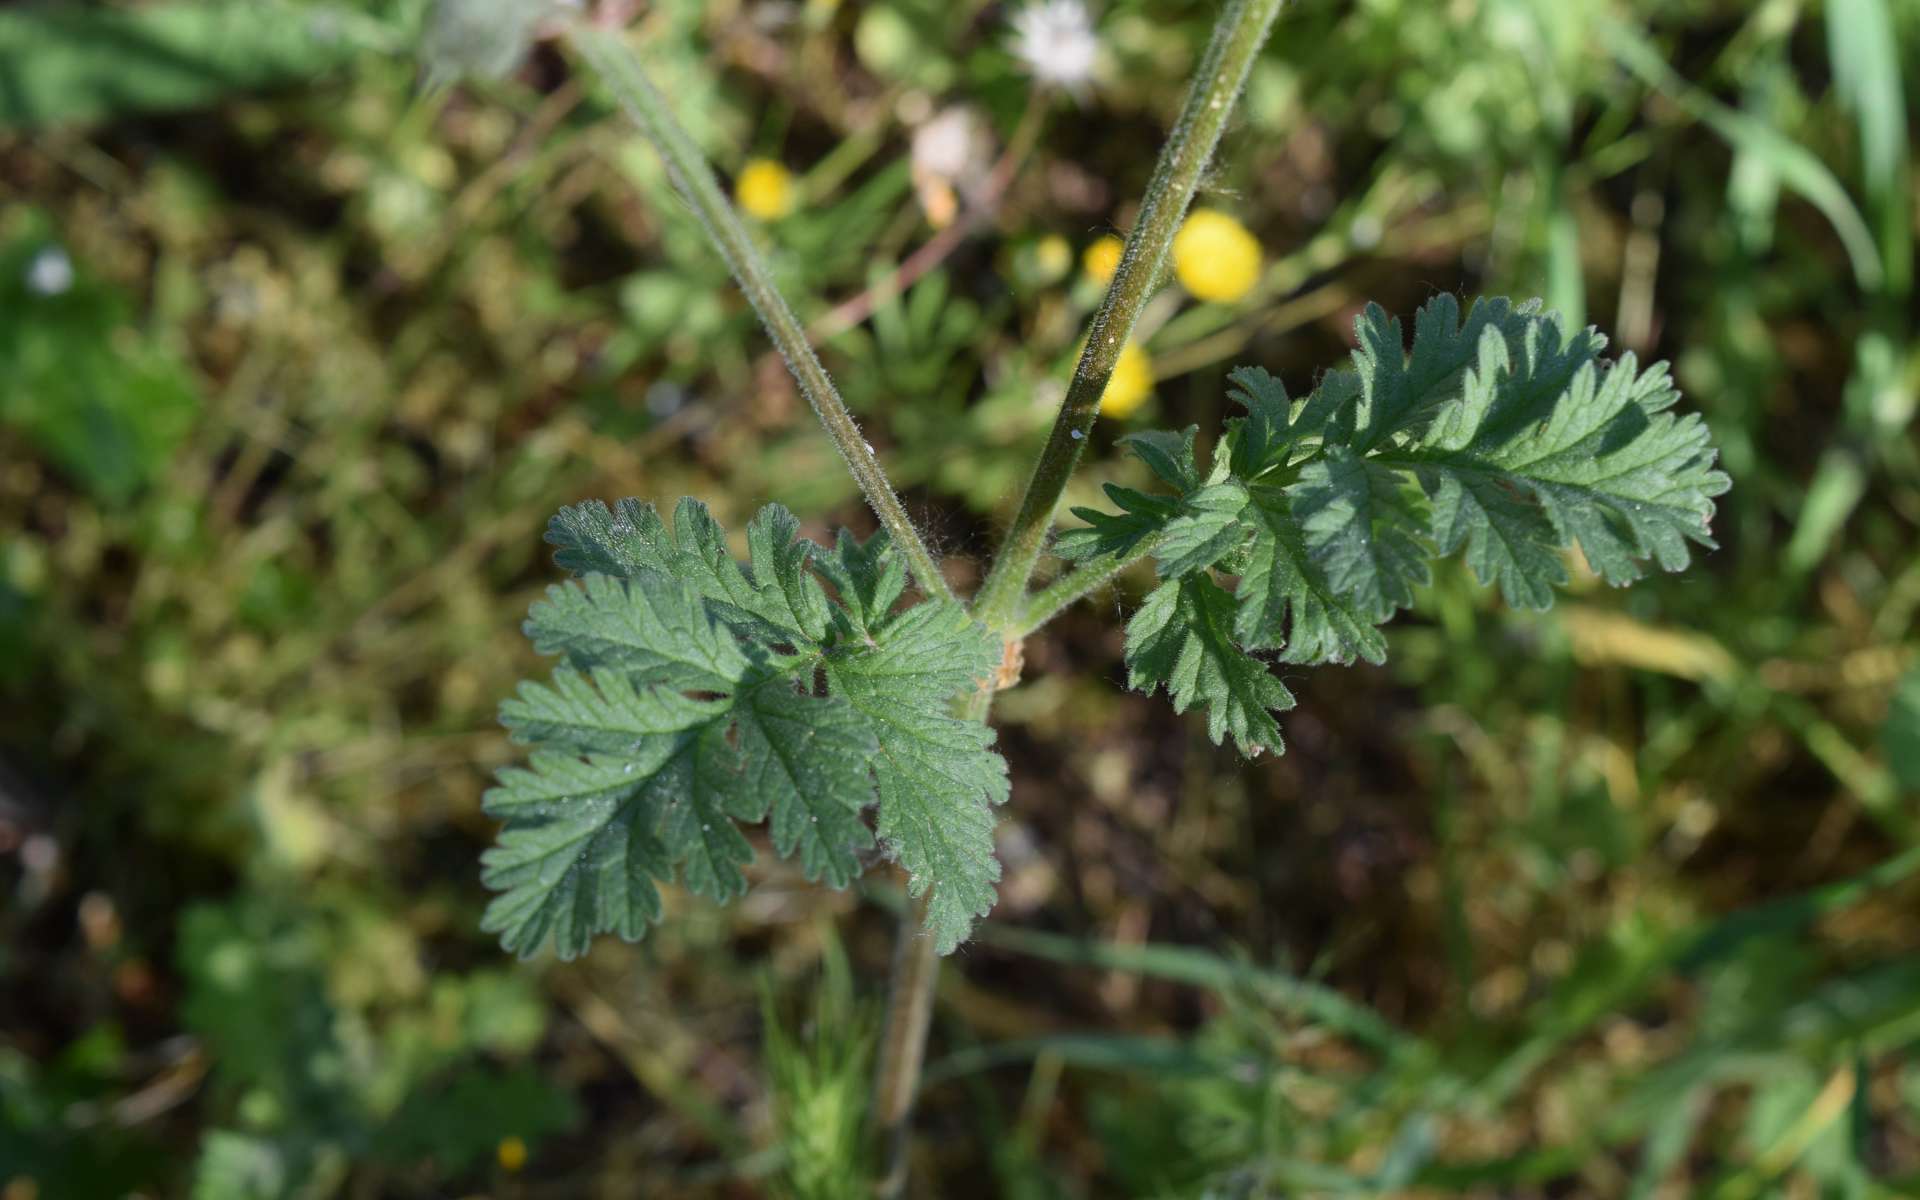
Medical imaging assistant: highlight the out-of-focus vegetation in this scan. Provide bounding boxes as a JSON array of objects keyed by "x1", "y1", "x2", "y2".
[{"x1": 2, "y1": 0, "x2": 1918, "y2": 1195}]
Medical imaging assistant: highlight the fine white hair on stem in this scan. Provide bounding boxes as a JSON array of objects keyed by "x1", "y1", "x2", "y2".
[{"x1": 1010, "y1": 0, "x2": 1099, "y2": 93}]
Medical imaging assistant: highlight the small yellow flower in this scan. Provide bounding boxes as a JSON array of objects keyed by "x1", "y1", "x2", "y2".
[
  {"x1": 497, "y1": 1135, "x2": 528, "y2": 1173},
  {"x1": 1099, "y1": 341, "x2": 1153, "y2": 419},
  {"x1": 1082, "y1": 235, "x2": 1123, "y2": 285},
  {"x1": 1172, "y1": 209, "x2": 1261, "y2": 303},
  {"x1": 1033, "y1": 234, "x2": 1072, "y2": 282},
  {"x1": 735, "y1": 159, "x2": 796, "y2": 221}
]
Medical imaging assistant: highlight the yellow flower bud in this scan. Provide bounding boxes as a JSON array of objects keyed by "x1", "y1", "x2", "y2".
[
  {"x1": 1082, "y1": 235, "x2": 1123, "y2": 285},
  {"x1": 1033, "y1": 234, "x2": 1072, "y2": 282},
  {"x1": 1099, "y1": 341, "x2": 1153, "y2": 419},
  {"x1": 1172, "y1": 209, "x2": 1261, "y2": 303},
  {"x1": 497, "y1": 1136, "x2": 528, "y2": 1172},
  {"x1": 918, "y1": 176, "x2": 958, "y2": 229},
  {"x1": 735, "y1": 159, "x2": 796, "y2": 221}
]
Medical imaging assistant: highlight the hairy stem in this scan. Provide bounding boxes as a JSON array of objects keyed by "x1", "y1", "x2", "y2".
[
  {"x1": 871, "y1": 889, "x2": 939, "y2": 1199},
  {"x1": 1016, "y1": 537, "x2": 1162, "y2": 636},
  {"x1": 871, "y1": 683, "x2": 993, "y2": 1197},
  {"x1": 970, "y1": 0, "x2": 1284, "y2": 631},
  {"x1": 569, "y1": 25, "x2": 956, "y2": 604}
]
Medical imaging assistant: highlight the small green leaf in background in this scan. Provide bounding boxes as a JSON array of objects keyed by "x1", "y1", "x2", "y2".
[
  {"x1": 420, "y1": 0, "x2": 551, "y2": 89},
  {"x1": 0, "y1": 1, "x2": 391, "y2": 130},
  {"x1": 190, "y1": 1130, "x2": 297, "y2": 1200},
  {"x1": 374, "y1": 1063, "x2": 581, "y2": 1173},
  {"x1": 0, "y1": 1031, "x2": 167, "y2": 1195},
  {"x1": 1825, "y1": 0, "x2": 1912, "y2": 296},
  {"x1": 0, "y1": 214, "x2": 201, "y2": 504}
]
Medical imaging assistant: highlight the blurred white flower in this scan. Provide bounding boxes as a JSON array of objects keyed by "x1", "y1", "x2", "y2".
[
  {"x1": 911, "y1": 106, "x2": 991, "y2": 228},
  {"x1": 25, "y1": 247, "x2": 73, "y2": 297},
  {"x1": 1010, "y1": 0, "x2": 1098, "y2": 92},
  {"x1": 912, "y1": 107, "x2": 985, "y2": 181}
]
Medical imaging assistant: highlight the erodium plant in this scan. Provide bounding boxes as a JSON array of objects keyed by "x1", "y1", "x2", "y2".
[{"x1": 447, "y1": 0, "x2": 1727, "y2": 1187}]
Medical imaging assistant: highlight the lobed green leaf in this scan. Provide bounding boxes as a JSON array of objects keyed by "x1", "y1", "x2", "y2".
[
  {"x1": 1055, "y1": 293, "x2": 1728, "y2": 756},
  {"x1": 486, "y1": 500, "x2": 1008, "y2": 959}
]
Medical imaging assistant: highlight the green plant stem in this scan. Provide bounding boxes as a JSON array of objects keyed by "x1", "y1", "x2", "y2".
[
  {"x1": 871, "y1": 889, "x2": 939, "y2": 1199},
  {"x1": 870, "y1": 8, "x2": 1282, "y2": 1174},
  {"x1": 568, "y1": 25, "x2": 956, "y2": 604},
  {"x1": 870, "y1": 684, "x2": 993, "y2": 1198},
  {"x1": 1015, "y1": 538, "x2": 1161, "y2": 636},
  {"x1": 970, "y1": 0, "x2": 1284, "y2": 632}
]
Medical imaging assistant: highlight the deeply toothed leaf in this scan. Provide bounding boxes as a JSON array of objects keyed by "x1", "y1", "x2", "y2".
[
  {"x1": 1051, "y1": 294, "x2": 1727, "y2": 751},
  {"x1": 486, "y1": 503, "x2": 1007, "y2": 958}
]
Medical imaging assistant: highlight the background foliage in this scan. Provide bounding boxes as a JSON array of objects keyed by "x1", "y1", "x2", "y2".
[{"x1": 2, "y1": 0, "x2": 1919, "y2": 1195}]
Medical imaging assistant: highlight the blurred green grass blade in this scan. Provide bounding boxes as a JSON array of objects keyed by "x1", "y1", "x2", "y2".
[
  {"x1": 1826, "y1": 0, "x2": 1912, "y2": 295},
  {"x1": 1542, "y1": 157, "x2": 1585, "y2": 329},
  {"x1": 977, "y1": 832, "x2": 1920, "y2": 1110},
  {"x1": 1473, "y1": 915, "x2": 1673, "y2": 1105},
  {"x1": 1602, "y1": 16, "x2": 1884, "y2": 292},
  {"x1": 0, "y1": 1, "x2": 395, "y2": 129},
  {"x1": 1884, "y1": 665, "x2": 1920, "y2": 794},
  {"x1": 1369, "y1": 1111, "x2": 1437, "y2": 1191},
  {"x1": 1785, "y1": 446, "x2": 1869, "y2": 574},
  {"x1": 1677, "y1": 843, "x2": 1920, "y2": 969},
  {"x1": 1826, "y1": 0, "x2": 1909, "y2": 197},
  {"x1": 1627, "y1": 1088, "x2": 1708, "y2": 1200},
  {"x1": 1641, "y1": 964, "x2": 1920, "y2": 1102},
  {"x1": 1451, "y1": 960, "x2": 1920, "y2": 1192},
  {"x1": 1728, "y1": 63, "x2": 1790, "y2": 256},
  {"x1": 921, "y1": 1034, "x2": 1219, "y2": 1087},
  {"x1": 971, "y1": 920, "x2": 1427, "y2": 1062},
  {"x1": 1414, "y1": 1143, "x2": 1585, "y2": 1189},
  {"x1": 1771, "y1": 690, "x2": 1908, "y2": 838},
  {"x1": 1480, "y1": 844, "x2": 1920, "y2": 1104}
]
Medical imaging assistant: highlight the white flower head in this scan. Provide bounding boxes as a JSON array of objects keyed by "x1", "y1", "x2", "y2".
[
  {"x1": 911, "y1": 105, "x2": 993, "y2": 227},
  {"x1": 25, "y1": 247, "x2": 73, "y2": 297},
  {"x1": 1010, "y1": 0, "x2": 1098, "y2": 92},
  {"x1": 912, "y1": 106, "x2": 986, "y2": 181}
]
